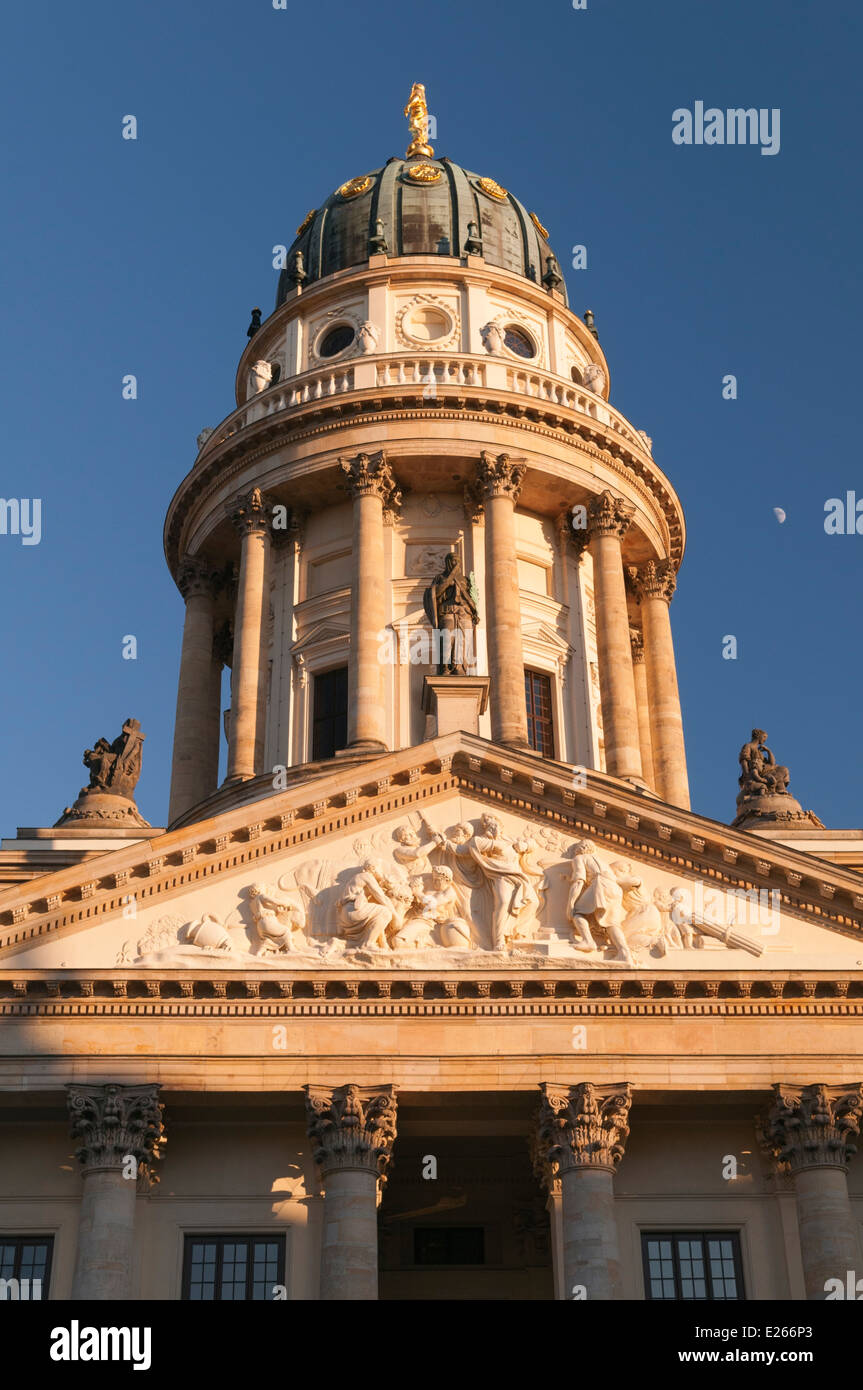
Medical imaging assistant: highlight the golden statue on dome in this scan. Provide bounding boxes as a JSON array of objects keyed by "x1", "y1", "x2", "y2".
[{"x1": 404, "y1": 82, "x2": 434, "y2": 159}]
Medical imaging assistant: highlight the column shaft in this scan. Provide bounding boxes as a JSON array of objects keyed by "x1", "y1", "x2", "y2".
[
  {"x1": 560, "y1": 1166, "x2": 622, "y2": 1299},
  {"x1": 305, "y1": 1083, "x2": 397, "y2": 1303},
  {"x1": 794, "y1": 1166, "x2": 863, "y2": 1299},
  {"x1": 67, "y1": 1083, "x2": 164, "y2": 1302},
  {"x1": 348, "y1": 490, "x2": 387, "y2": 750},
  {"x1": 630, "y1": 634, "x2": 656, "y2": 790},
  {"x1": 536, "y1": 1081, "x2": 632, "y2": 1302},
  {"x1": 341, "y1": 453, "x2": 398, "y2": 752},
  {"x1": 587, "y1": 494, "x2": 643, "y2": 781},
  {"x1": 635, "y1": 561, "x2": 689, "y2": 807},
  {"x1": 318, "y1": 1167, "x2": 380, "y2": 1300},
  {"x1": 765, "y1": 1082, "x2": 863, "y2": 1301},
  {"x1": 476, "y1": 453, "x2": 528, "y2": 748},
  {"x1": 71, "y1": 1169, "x2": 138, "y2": 1300},
  {"x1": 226, "y1": 490, "x2": 270, "y2": 781},
  {"x1": 168, "y1": 564, "x2": 221, "y2": 822}
]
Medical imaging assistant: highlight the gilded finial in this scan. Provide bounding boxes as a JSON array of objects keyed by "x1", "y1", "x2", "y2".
[{"x1": 404, "y1": 82, "x2": 434, "y2": 159}]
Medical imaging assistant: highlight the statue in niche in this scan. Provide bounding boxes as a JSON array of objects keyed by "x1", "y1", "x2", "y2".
[
  {"x1": 423, "y1": 551, "x2": 479, "y2": 675},
  {"x1": 738, "y1": 729, "x2": 791, "y2": 798},
  {"x1": 438, "y1": 813, "x2": 540, "y2": 950},
  {"x1": 248, "y1": 883, "x2": 307, "y2": 954},
  {"x1": 566, "y1": 839, "x2": 641, "y2": 966}
]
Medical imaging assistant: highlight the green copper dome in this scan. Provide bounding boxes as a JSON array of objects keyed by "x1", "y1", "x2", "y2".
[{"x1": 276, "y1": 155, "x2": 567, "y2": 307}]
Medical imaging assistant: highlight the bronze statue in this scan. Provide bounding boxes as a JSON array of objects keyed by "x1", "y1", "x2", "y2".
[{"x1": 422, "y1": 552, "x2": 479, "y2": 675}]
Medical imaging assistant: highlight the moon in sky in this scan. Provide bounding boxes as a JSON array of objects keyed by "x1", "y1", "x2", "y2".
[{"x1": 773, "y1": 507, "x2": 786, "y2": 523}]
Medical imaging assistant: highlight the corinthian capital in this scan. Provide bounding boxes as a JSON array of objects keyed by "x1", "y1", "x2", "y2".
[
  {"x1": 586, "y1": 490, "x2": 635, "y2": 541},
  {"x1": 67, "y1": 1082, "x2": 165, "y2": 1176},
  {"x1": 226, "y1": 486, "x2": 274, "y2": 537},
  {"x1": 176, "y1": 555, "x2": 219, "y2": 600},
  {"x1": 764, "y1": 1082, "x2": 863, "y2": 1174},
  {"x1": 630, "y1": 557, "x2": 677, "y2": 603},
  {"x1": 475, "y1": 451, "x2": 526, "y2": 503},
  {"x1": 339, "y1": 451, "x2": 402, "y2": 513},
  {"x1": 305, "y1": 1083, "x2": 398, "y2": 1182},
  {"x1": 629, "y1": 628, "x2": 645, "y2": 663},
  {"x1": 535, "y1": 1082, "x2": 632, "y2": 1183}
]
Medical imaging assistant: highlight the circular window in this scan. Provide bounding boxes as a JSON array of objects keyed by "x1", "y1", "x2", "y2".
[
  {"x1": 570, "y1": 365, "x2": 584, "y2": 385},
  {"x1": 504, "y1": 325, "x2": 535, "y2": 359},
  {"x1": 319, "y1": 324, "x2": 355, "y2": 358}
]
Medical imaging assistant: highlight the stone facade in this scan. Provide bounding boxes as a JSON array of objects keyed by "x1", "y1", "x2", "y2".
[{"x1": 1, "y1": 89, "x2": 862, "y2": 1304}]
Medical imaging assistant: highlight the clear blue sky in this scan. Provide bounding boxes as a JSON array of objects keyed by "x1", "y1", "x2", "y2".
[{"x1": 1, "y1": 0, "x2": 861, "y2": 833}]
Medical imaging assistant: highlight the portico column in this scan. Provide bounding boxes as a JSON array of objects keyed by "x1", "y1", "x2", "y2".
[
  {"x1": 340, "y1": 452, "x2": 399, "y2": 752},
  {"x1": 475, "y1": 451, "x2": 529, "y2": 748},
  {"x1": 536, "y1": 1081, "x2": 632, "y2": 1300},
  {"x1": 631, "y1": 558, "x2": 690, "y2": 808},
  {"x1": 586, "y1": 491, "x2": 643, "y2": 782},
  {"x1": 764, "y1": 1082, "x2": 863, "y2": 1300},
  {"x1": 305, "y1": 1083, "x2": 397, "y2": 1300},
  {"x1": 226, "y1": 487, "x2": 272, "y2": 781},
  {"x1": 67, "y1": 1083, "x2": 164, "y2": 1300},
  {"x1": 168, "y1": 558, "x2": 221, "y2": 822},
  {"x1": 630, "y1": 628, "x2": 656, "y2": 791}
]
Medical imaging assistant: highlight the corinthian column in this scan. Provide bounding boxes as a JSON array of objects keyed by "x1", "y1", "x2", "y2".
[
  {"x1": 67, "y1": 1083, "x2": 164, "y2": 1300},
  {"x1": 305, "y1": 1083, "x2": 397, "y2": 1300},
  {"x1": 586, "y1": 492, "x2": 643, "y2": 782},
  {"x1": 764, "y1": 1082, "x2": 863, "y2": 1300},
  {"x1": 225, "y1": 487, "x2": 271, "y2": 781},
  {"x1": 630, "y1": 558, "x2": 689, "y2": 808},
  {"x1": 475, "y1": 451, "x2": 528, "y2": 748},
  {"x1": 340, "y1": 453, "x2": 400, "y2": 752},
  {"x1": 630, "y1": 628, "x2": 656, "y2": 790},
  {"x1": 535, "y1": 1081, "x2": 632, "y2": 1300},
  {"x1": 168, "y1": 558, "x2": 222, "y2": 823}
]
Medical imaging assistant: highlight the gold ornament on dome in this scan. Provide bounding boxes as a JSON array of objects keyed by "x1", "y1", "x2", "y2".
[
  {"x1": 295, "y1": 209, "x2": 316, "y2": 236},
  {"x1": 529, "y1": 211, "x2": 549, "y2": 239},
  {"x1": 477, "y1": 176, "x2": 508, "y2": 201},
  {"x1": 406, "y1": 162, "x2": 442, "y2": 184},
  {"x1": 338, "y1": 174, "x2": 373, "y2": 200},
  {"x1": 404, "y1": 81, "x2": 434, "y2": 158}
]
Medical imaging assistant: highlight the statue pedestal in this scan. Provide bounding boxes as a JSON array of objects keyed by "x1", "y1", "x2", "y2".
[
  {"x1": 422, "y1": 675, "x2": 489, "y2": 738},
  {"x1": 54, "y1": 790, "x2": 150, "y2": 830}
]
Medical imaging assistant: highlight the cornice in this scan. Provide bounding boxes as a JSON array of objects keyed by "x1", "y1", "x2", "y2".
[
  {"x1": 0, "y1": 732, "x2": 861, "y2": 956},
  {"x1": 0, "y1": 972, "x2": 860, "y2": 1011},
  {"x1": 164, "y1": 391, "x2": 684, "y2": 578}
]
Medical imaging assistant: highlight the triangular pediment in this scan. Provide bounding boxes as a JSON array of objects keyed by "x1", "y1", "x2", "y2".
[{"x1": 1, "y1": 733, "x2": 862, "y2": 979}]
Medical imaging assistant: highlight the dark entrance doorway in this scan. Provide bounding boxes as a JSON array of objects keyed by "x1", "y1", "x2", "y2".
[{"x1": 379, "y1": 1130, "x2": 553, "y2": 1300}]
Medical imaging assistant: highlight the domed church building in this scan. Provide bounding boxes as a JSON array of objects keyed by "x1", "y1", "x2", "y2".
[{"x1": 2, "y1": 86, "x2": 863, "y2": 1304}]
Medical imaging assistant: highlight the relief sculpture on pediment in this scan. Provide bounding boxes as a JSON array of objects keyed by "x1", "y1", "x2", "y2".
[{"x1": 120, "y1": 813, "x2": 766, "y2": 970}]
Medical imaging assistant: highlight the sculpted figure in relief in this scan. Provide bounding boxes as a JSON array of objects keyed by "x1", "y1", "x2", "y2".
[
  {"x1": 566, "y1": 839, "x2": 640, "y2": 966},
  {"x1": 439, "y1": 813, "x2": 539, "y2": 950},
  {"x1": 248, "y1": 883, "x2": 307, "y2": 954},
  {"x1": 337, "y1": 861, "x2": 397, "y2": 950}
]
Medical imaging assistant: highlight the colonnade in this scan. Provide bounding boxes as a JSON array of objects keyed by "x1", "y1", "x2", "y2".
[
  {"x1": 63, "y1": 1079, "x2": 862, "y2": 1301},
  {"x1": 167, "y1": 462, "x2": 690, "y2": 823}
]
